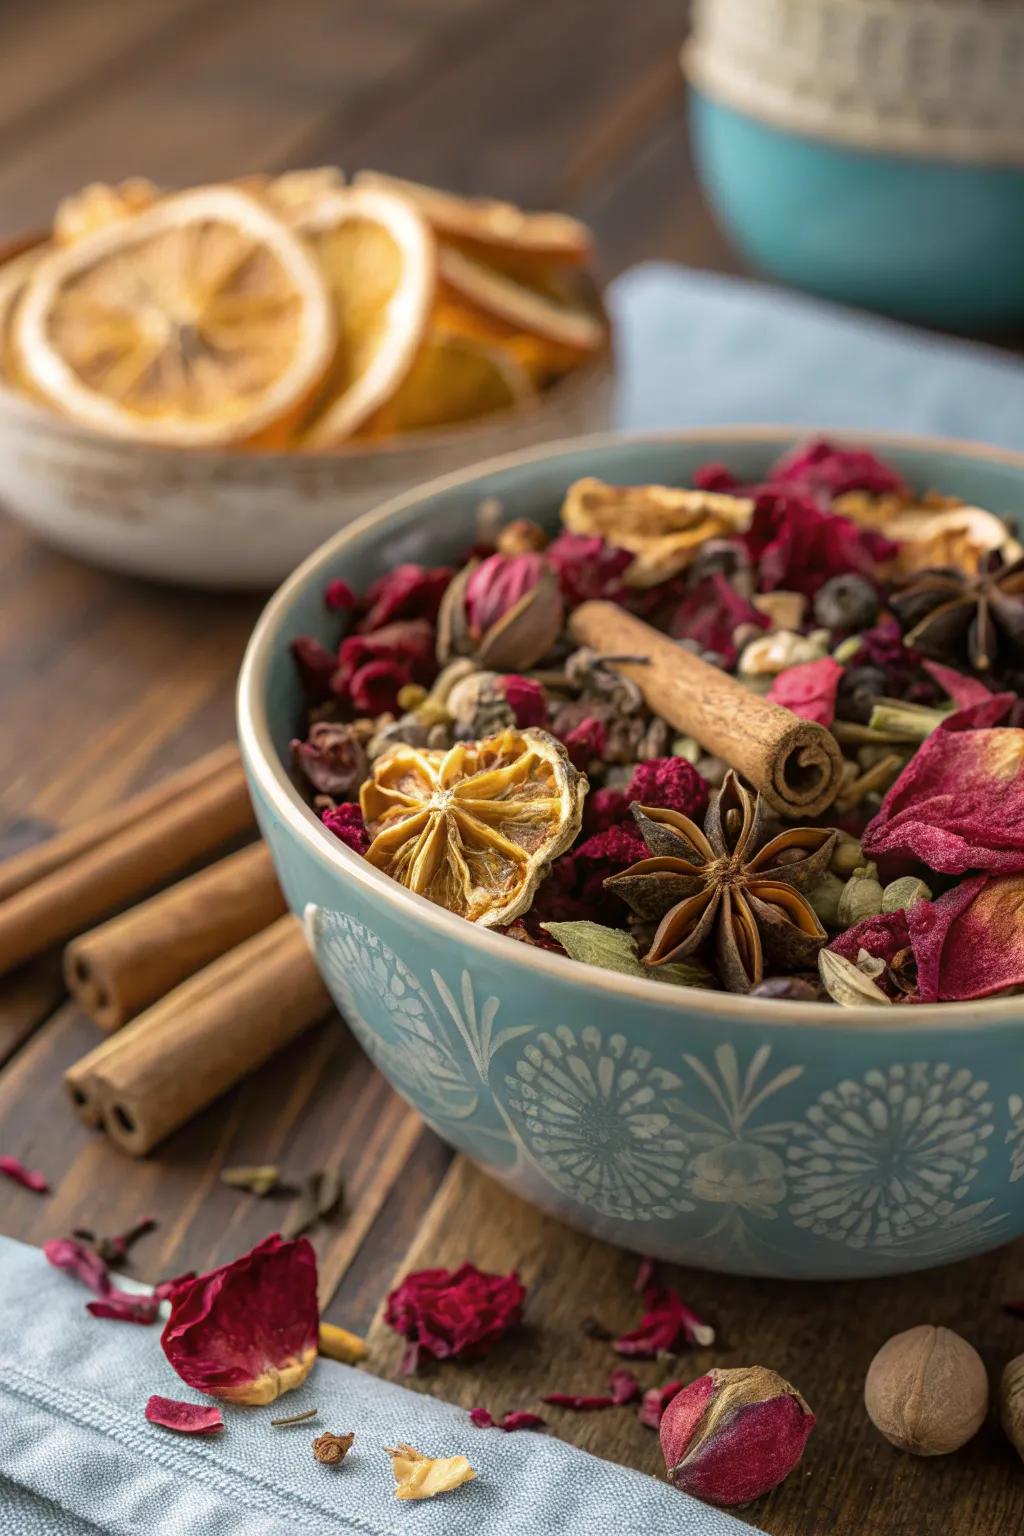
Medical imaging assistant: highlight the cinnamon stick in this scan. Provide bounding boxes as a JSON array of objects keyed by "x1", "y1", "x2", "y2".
[
  {"x1": 64, "y1": 843, "x2": 286, "y2": 1031},
  {"x1": 68, "y1": 915, "x2": 330, "y2": 1156},
  {"x1": 0, "y1": 743, "x2": 240, "y2": 905},
  {"x1": 0, "y1": 756, "x2": 254, "y2": 976},
  {"x1": 569, "y1": 600, "x2": 843, "y2": 818}
]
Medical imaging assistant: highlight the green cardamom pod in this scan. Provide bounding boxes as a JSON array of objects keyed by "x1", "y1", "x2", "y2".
[
  {"x1": 830, "y1": 835, "x2": 863, "y2": 877},
  {"x1": 881, "y1": 876, "x2": 932, "y2": 913},
  {"x1": 807, "y1": 872, "x2": 846, "y2": 929},
  {"x1": 837, "y1": 874, "x2": 885, "y2": 927}
]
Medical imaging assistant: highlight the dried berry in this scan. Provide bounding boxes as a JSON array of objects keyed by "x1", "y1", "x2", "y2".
[
  {"x1": 625, "y1": 756, "x2": 709, "y2": 822},
  {"x1": 384, "y1": 1262, "x2": 525, "y2": 1374},
  {"x1": 501, "y1": 674, "x2": 548, "y2": 728},
  {"x1": 812, "y1": 573, "x2": 879, "y2": 631},
  {"x1": 660, "y1": 1366, "x2": 815, "y2": 1507},
  {"x1": 320, "y1": 802, "x2": 370, "y2": 855},
  {"x1": 313, "y1": 1430, "x2": 355, "y2": 1465},
  {"x1": 161, "y1": 1234, "x2": 319, "y2": 1405},
  {"x1": 145, "y1": 1396, "x2": 224, "y2": 1435},
  {"x1": 864, "y1": 1325, "x2": 988, "y2": 1456}
]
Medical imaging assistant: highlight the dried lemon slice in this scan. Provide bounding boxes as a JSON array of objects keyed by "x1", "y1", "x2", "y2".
[
  {"x1": 438, "y1": 245, "x2": 605, "y2": 359},
  {"x1": 53, "y1": 178, "x2": 160, "y2": 245},
  {"x1": 360, "y1": 727, "x2": 585, "y2": 926},
  {"x1": 15, "y1": 185, "x2": 335, "y2": 447},
  {"x1": 357, "y1": 326, "x2": 533, "y2": 438},
  {"x1": 354, "y1": 170, "x2": 593, "y2": 268},
  {"x1": 0, "y1": 245, "x2": 48, "y2": 386},
  {"x1": 293, "y1": 187, "x2": 435, "y2": 447},
  {"x1": 562, "y1": 477, "x2": 755, "y2": 587}
]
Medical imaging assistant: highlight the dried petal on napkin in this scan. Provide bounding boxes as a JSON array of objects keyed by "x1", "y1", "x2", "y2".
[
  {"x1": 469, "y1": 1407, "x2": 546, "y2": 1432},
  {"x1": 87, "y1": 1295, "x2": 159, "y2": 1325},
  {"x1": 44, "y1": 1237, "x2": 113, "y2": 1296},
  {"x1": 0, "y1": 1156, "x2": 48, "y2": 1194},
  {"x1": 144, "y1": 1396, "x2": 224, "y2": 1435},
  {"x1": 385, "y1": 1442, "x2": 476, "y2": 1501},
  {"x1": 862, "y1": 697, "x2": 1024, "y2": 873},
  {"x1": 161, "y1": 1234, "x2": 319, "y2": 1405},
  {"x1": 766, "y1": 656, "x2": 844, "y2": 727},
  {"x1": 384, "y1": 1262, "x2": 525, "y2": 1374}
]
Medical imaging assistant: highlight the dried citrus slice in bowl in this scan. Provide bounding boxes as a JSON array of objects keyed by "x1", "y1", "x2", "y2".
[
  {"x1": 293, "y1": 187, "x2": 435, "y2": 448},
  {"x1": 437, "y1": 245, "x2": 606, "y2": 362},
  {"x1": 14, "y1": 185, "x2": 335, "y2": 448},
  {"x1": 356, "y1": 326, "x2": 534, "y2": 438},
  {"x1": 360, "y1": 727, "x2": 586, "y2": 926},
  {"x1": 53, "y1": 177, "x2": 160, "y2": 246},
  {"x1": 353, "y1": 170, "x2": 593, "y2": 269}
]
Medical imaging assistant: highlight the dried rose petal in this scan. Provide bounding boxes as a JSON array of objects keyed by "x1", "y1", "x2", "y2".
[
  {"x1": 694, "y1": 462, "x2": 739, "y2": 493},
  {"x1": 541, "y1": 1391, "x2": 616, "y2": 1410},
  {"x1": 862, "y1": 696, "x2": 1024, "y2": 874},
  {"x1": 626, "y1": 758, "x2": 709, "y2": 822},
  {"x1": 559, "y1": 715, "x2": 607, "y2": 769},
  {"x1": 336, "y1": 620, "x2": 436, "y2": 692},
  {"x1": 469, "y1": 1407, "x2": 545, "y2": 1432},
  {"x1": 347, "y1": 659, "x2": 410, "y2": 716},
  {"x1": 161, "y1": 1234, "x2": 319, "y2": 1405},
  {"x1": 292, "y1": 636, "x2": 338, "y2": 700},
  {"x1": 614, "y1": 1282, "x2": 715, "y2": 1357},
  {"x1": 609, "y1": 1368, "x2": 641, "y2": 1406},
  {"x1": 909, "y1": 874, "x2": 1024, "y2": 1002},
  {"x1": 358, "y1": 564, "x2": 452, "y2": 633},
  {"x1": 321, "y1": 803, "x2": 370, "y2": 855},
  {"x1": 292, "y1": 721, "x2": 368, "y2": 798},
  {"x1": 44, "y1": 1237, "x2": 112, "y2": 1296},
  {"x1": 770, "y1": 439, "x2": 907, "y2": 500},
  {"x1": 88, "y1": 1295, "x2": 160, "y2": 1324},
  {"x1": 384, "y1": 1263, "x2": 524, "y2": 1375},
  {"x1": 145, "y1": 1396, "x2": 224, "y2": 1435},
  {"x1": 669, "y1": 572, "x2": 768, "y2": 664},
  {"x1": 501, "y1": 675, "x2": 548, "y2": 728},
  {"x1": 634, "y1": 1256, "x2": 655, "y2": 1293},
  {"x1": 545, "y1": 532, "x2": 632, "y2": 606},
  {"x1": 0, "y1": 1156, "x2": 48, "y2": 1194},
  {"x1": 744, "y1": 486, "x2": 897, "y2": 597},
  {"x1": 661, "y1": 1365, "x2": 815, "y2": 1508},
  {"x1": 766, "y1": 656, "x2": 844, "y2": 727},
  {"x1": 324, "y1": 578, "x2": 356, "y2": 614},
  {"x1": 639, "y1": 1380, "x2": 683, "y2": 1430},
  {"x1": 920, "y1": 659, "x2": 993, "y2": 711},
  {"x1": 468, "y1": 1406, "x2": 495, "y2": 1428},
  {"x1": 153, "y1": 1271, "x2": 196, "y2": 1304}
]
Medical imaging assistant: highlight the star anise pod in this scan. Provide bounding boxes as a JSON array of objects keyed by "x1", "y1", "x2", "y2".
[
  {"x1": 604, "y1": 771, "x2": 837, "y2": 993},
  {"x1": 889, "y1": 549, "x2": 1024, "y2": 672}
]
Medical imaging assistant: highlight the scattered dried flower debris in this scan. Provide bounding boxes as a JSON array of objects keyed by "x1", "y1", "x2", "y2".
[
  {"x1": 271, "y1": 1406, "x2": 319, "y2": 1427},
  {"x1": 469, "y1": 1407, "x2": 546, "y2": 1432},
  {"x1": 72, "y1": 1217, "x2": 157, "y2": 1267},
  {"x1": 384, "y1": 1263, "x2": 525, "y2": 1374},
  {"x1": 614, "y1": 1268, "x2": 715, "y2": 1357},
  {"x1": 161, "y1": 1234, "x2": 319, "y2": 1405},
  {"x1": 220, "y1": 1165, "x2": 283, "y2": 1197},
  {"x1": 313, "y1": 1430, "x2": 354, "y2": 1465},
  {"x1": 0, "y1": 1156, "x2": 49, "y2": 1194},
  {"x1": 638, "y1": 1381, "x2": 684, "y2": 1430},
  {"x1": 385, "y1": 1442, "x2": 476, "y2": 1501},
  {"x1": 145, "y1": 1396, "x2": 224, "y2": 1435},
  {"x1": 317, "y1": 1322, "x2": 368, "y2": 1364},
  {"x1": 87, "y1": 1294, "x2": 159, "y2": 1325},
  {"x1": 282, "y1": 1166, "x2": 345, "y2": 1239},
  {"x1": 543, "y1": 1368, "x2": 641, "y2": 1412}
]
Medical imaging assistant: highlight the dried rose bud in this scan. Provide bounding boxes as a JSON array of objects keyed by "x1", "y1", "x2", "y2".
[
  {"x1": 660, "y1": 1366, "x2": 815, "y2": 1508},
  {"x1": 437, "y1": 554, "x2": 563, "y2": 672},
  {"x1": 313, "y1": 1430, "x2": 354, "y2": 1465}
]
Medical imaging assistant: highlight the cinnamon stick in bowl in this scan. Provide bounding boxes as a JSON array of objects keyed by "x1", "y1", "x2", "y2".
[
  {"x1": 569, "y1": 601, "x2": 843, "y2": 818},
  {"x1": 64, "y1": 843, "x2": 286, "y2": 1031},
  {"x1": 69, "y1": 915, "x2": 330, "y2": 1156}
]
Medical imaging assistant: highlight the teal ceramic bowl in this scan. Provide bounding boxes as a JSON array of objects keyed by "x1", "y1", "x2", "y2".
[
  {"x1": 238, "y1": 428, "x2": 1024, "y2": 1280},
  {"x1": 690, "y1": 93, "x2": 1024, "y2": 328}
]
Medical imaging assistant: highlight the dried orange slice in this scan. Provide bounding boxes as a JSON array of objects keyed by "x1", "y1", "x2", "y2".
[
  {"x1": 53, "y1": 178, "x2": 160, "y2": 246},
  {"x1": 292, "y1": 187, "x2": 435, "y2": 447},
  {"x1": 0, "y1": 245, "x2": 48, "y2": 386},
  {"x1": 437, "y1": 246, "x2": 605, "y2": 362},
  {"x1": 357, "y1": 325, "x2": 533, "y2": 438},
  {"x1": 261, "y1": 166, "x2": 345, "y2": 224},
  {"x1": 361, "y1": 727, "x2": 586, "y2": 926},
  {"x1": 14, "y1": 186, "x2": 335, "y2": 447},
  {"x1": 353, "y1": 170, "x2": 593, "y2": 268}
]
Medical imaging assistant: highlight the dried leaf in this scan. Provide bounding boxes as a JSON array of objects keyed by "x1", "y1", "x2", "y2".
[
  {"x1": 541, "y1": 920, "x2": 714, "y2": 990},
  {"x1": 220, "y1": 1165, "x2": 282, "y2": 1197},
  {"x1": 385, "y1": 1442, "x2": 476, "y2": 1501}
]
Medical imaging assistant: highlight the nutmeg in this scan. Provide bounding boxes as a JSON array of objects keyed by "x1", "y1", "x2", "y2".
[
  {"x1": 1000, "y1": 1353, "x2": 1024, "y2": 1462},
  {"x1": 864, "y1": 1325, "x2": 989, "y2": 1456}
]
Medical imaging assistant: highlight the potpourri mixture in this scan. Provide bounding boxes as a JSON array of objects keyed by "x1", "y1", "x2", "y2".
[{"x1": 289, "y1": 439, "x2": 1024, "y2": 1005}]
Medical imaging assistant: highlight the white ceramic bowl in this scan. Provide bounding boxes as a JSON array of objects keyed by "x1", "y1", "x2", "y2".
[{"x1": 0, "y1": 351, "x2": 613, "y2": 589}]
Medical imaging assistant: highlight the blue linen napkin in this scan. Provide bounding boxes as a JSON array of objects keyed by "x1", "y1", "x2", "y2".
[
  {"x1": 0, "y1": 1235, "x2": 748, "y2": 1536},
  {"x1": 610, "y1": 262, "x2": 1024, "y2": 448}
]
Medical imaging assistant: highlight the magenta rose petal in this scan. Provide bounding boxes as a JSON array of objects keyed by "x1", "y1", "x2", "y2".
[
  {"x1": 910, "y1": 873, "x2": 1024, "y2": 1001},
  {"x1": 766, "y1": 657, "x2": 844, "y2": 727},
  {"x1": 0, "y1": 1156, "x2": 49, "y2": 1194},
  {"x1": 88, "y1": 1293, "x2": 160, "y2": 1325},
  {"x1": 639, "y1": 1381, "x2": 684, "y2": 1430},
  {"x1": 43, "y1": 1237, "x2": 112, "y2": 1296},
  {"x1": 541, "y1": 1391, "x2": 617, "y2": 1410},
  {"x1": 384, "y1": 1263, "x2": 525, "y2": 1373},
  {"x1": 614, "y1": 1283, "x2": 715, "y2": 1357},
  {"x1": 920, "y1": 660, "x2": 993, "y2": 711},
  {"x1": 161, "y1": 1234, "x2": 319, "y2": 1405},
  {"x1": 609, "y1": 1368, "x2": 641, "y2": 1406},
  {"x1": 145, "y1": 1396, "x2": 225, "y2": 1435}
]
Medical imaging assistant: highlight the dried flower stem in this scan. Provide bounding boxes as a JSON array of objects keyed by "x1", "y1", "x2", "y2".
[{"x1": 270, "y1": 1406, "x2": 319, "y2": 1427}]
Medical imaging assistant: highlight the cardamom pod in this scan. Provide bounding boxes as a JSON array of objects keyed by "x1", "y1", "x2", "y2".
[
  {"x1": 882, "y1": 876, "x2": 932, "y2": 913},
  {"x1": 818, "y1": 949, "x2": 892, "y2": 1007},
  {"x1": 837, "y1": 873, "x2": 884, "y2": 927},
  {"x1": 830, "y1": 834, "x2": 863, "y2": 877},
  {"x1": 807, "y1": 872, "x2": 845, "y2": 929}
]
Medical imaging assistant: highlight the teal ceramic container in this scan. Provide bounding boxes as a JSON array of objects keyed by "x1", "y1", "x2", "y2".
[
  {"x1": 690, "y1": 94, "x2": 1024, "y2": 328},
  {"x1": 238, "y1": 429, "x2": 1024, "y2": 1280}
]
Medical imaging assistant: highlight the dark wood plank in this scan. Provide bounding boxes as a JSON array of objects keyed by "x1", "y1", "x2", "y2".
[{"x1": 365, "y1": 1159, "x2": 1024, "y2": 1536}]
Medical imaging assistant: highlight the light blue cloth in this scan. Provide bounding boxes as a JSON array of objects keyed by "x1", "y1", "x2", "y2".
[
  {"x1": 0, "y1": 1236, "x2": 747, "y2": 1536},
  {"x1": 610, "y1": 263, "x2": 1024, "y2": 449}
]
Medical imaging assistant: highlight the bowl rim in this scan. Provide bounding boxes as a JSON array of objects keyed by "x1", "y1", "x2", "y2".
[{"x1": 238, "y1": 423, "x2": 1024, "y2": 1034}]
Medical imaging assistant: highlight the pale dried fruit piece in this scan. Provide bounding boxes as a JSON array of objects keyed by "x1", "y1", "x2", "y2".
[
  {"x1": 357, "y1": 326, "x2": 532, "y2": 438},
  {"x1": 864, "y1": 1324, "x2": 989, "y2": 1456},
  {"x1": 385, "y1": 1442, "x2": 476, "y2": 1501},
  {"x1": 438, "y1": 246, "x2": 604, "y2": 359},
  {"x1": 16, "y1": 186, "x2": 335, "y2": 447},
  {"x1": 294, "y1": 187, "x2": 435, "y2": 447},
  {"x1": 54, "y1": 178, "x2": 160, "y2": 245},
  {"x1": 561, "y1": 478, "x2": 754, "y2": 587},
  {"x1": 353, "y1": 170, "x2": 593, "y2": 267},
  {"x1": 360, "y1": 727, "x2": 586, "y2": 926},
  {"x1": 262, "y1": 166, "x2": 345, "y2": 223},
  {"x1": 835, "y1": 491, "x2": 1022, "y2": 575},
  {"x1": 431, "y1": 290, "x2": 587, "y2": 383}
]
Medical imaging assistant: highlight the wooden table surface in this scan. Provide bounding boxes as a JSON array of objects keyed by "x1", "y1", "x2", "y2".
[{"x1": 0, "y1": 4, "x2": 1020, "y2": 1533}]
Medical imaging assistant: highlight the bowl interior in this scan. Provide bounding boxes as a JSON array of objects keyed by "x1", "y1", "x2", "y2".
[{"x1": 246, "y1": 426, "x2": 1024, "y2": 1026}]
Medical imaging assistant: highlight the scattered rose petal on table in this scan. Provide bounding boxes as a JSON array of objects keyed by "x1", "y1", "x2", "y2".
[
  {"x1": 0, "y1": 1156, "x2": 48, "y2": 1194},
  {"x1": 145, "y1": 1396, "x2": 224, "y2": 1435},
  {"x1": 384, "y1": 1262, "x2": 525, "y2": 1375},
  {"x1": 639, "y1": 1380, "x2": 684, "y2": 1430},
  {"x1": 614, "y1": 1278, "x2": 715, "y2": 1357}
]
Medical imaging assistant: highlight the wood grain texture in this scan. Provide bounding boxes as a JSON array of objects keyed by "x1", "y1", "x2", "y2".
[{"x1": 366, "y1": 1159, "x2": 1024, "y2": 1536}]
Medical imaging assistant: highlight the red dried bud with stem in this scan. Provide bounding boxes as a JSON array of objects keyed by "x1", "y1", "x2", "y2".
[
  {"x1": 438, "y1": 553, "x2": 563, "y2": 672},
  {"x1": 660, "y1": 1366, "x2": 815, "y2": 1508},
  {"x1": 384, "y1": 1262, "x2": 525, "y2": 1375}
]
